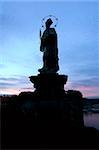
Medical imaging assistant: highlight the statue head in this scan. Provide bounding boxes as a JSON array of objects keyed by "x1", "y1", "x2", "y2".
[{"x1": 45, "y1": 18, "x2": 53, "y2": 28}]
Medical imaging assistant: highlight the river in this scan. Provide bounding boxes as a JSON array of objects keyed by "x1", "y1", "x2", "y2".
[{"x1": 84, "y1": 113, "x2": 99, "y2": 130}]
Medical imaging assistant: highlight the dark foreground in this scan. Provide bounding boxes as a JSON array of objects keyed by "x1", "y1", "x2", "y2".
[
  {"x1": 2, "y1": 121, "x2": 99, "y2": 149},
  {"x1": 1, "y1": 94, "x2": 99, "y2": 149}
]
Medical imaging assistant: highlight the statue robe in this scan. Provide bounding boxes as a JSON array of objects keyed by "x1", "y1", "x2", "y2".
[{"x1": 40, "y1": 28, "x2": 59, "y2": 72}]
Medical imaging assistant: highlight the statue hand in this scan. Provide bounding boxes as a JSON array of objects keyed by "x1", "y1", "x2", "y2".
[{"x1": 40, "y1": 46, "x2": 43, "y2": 52}]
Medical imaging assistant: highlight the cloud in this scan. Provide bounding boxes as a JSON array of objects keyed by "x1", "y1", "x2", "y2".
[
  {"x1": 0, "y1": 75, "x2": 34, "y2": 95},
  {"x1": 0, "y1": 75, "x2": 99, "y2": 97},
  {"x1": 76, "y1": 67, "x2": 99, "y2": 77},
  {"x1": 0, "y1": 82, "x2": 16, "y2": 88},
  {"x1": 21, "y1": 87, "x2": 33, "y2": 90},
  {"x1": 0, "y1": 87, "x2": 34, "y2": 95},
  {"x1": 0, "y1": 88, "x2": 20, "y2": 95},
  {"x1": 65, "y1": 77, "x2": 99, "y2": 98},
  {"x1": 75, "y1": 85, "x2": 99, "y2": 98},
  {"x1": 0, "y1": 75, "x2": 32, "y2": 89},
  {"x1": 0, "y1": 77, "x2": 21, "y2": 82},
  {"x1": 74, "y1": 77, "x2": 99, "y2": 87}
]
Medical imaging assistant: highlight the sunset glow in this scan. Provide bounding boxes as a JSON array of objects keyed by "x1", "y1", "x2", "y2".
[{"x1": 0, "y1": 1, "x2": 98, "y2": 98}]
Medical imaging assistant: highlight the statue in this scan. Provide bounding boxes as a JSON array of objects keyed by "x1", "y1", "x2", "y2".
[{"x1": 38, "y1": 17, "x2": 59, "y2": 74}]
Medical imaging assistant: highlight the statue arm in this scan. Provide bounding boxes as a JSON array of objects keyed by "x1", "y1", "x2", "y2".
[
  {"x1": 40, "y1": 31, "x2": 46, "y2": 52},
  {"x1": 40, "y1": 37, "x2": 44, "y2": 52},
  {"x1": 40, "y1": 36, "x2": 45, "y2": 52}
]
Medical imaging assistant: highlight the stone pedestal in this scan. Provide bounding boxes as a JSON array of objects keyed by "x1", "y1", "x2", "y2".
[
  {"x1": 29, "y1": 74, "x2": 68, "y2": 98},
  {"x1": 29, "y1": 73, "x2": 84, "y2": 127}
]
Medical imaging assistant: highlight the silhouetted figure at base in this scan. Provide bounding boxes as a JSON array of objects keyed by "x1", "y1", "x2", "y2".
[{"x1": 38, "y1": 18, "x2": 59, "y2": 73}]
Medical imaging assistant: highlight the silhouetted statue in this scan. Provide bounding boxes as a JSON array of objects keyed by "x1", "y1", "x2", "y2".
[{"x1": 38, "y1": 18, "x2": 59, "y2": 73}]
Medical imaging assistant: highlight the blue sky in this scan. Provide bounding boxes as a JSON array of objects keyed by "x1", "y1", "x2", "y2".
[{"x1": 0, "y1": 0, "x2": 99, "y2": 97}]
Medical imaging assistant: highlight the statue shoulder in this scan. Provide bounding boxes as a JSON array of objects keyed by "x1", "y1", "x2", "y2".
[
  {"x1": 49, "y1": 28, "x2": 57, "y2": 35},
  {"x1": 42, "y1": 28, "x2": 57, "y2": 38}
]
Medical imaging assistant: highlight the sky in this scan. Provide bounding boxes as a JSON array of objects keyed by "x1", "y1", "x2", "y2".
[{"x1": 0, "y1": 0, "x2": 99, "y2": 98}]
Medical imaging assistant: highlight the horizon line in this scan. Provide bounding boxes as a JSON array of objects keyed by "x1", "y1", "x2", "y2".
[{"x1": 0, "y1": 93, "x2": 99, "y2": 99}]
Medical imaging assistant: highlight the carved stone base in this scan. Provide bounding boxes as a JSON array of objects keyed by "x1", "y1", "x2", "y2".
[
  {"x1": 29, "y1": 74, "x2": 84, "y2": 127},
  {"x1": 29, "y1": 74, "x2": 68, "y2": 98}
]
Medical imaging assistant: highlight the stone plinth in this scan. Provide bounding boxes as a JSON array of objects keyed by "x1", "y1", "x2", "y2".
[
  {"x1": 29, "y1": 74, "x2": 84, "y2": 127},
  {"x1": 29, "y1": 74, "x2": 68, "y2": 98}
]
